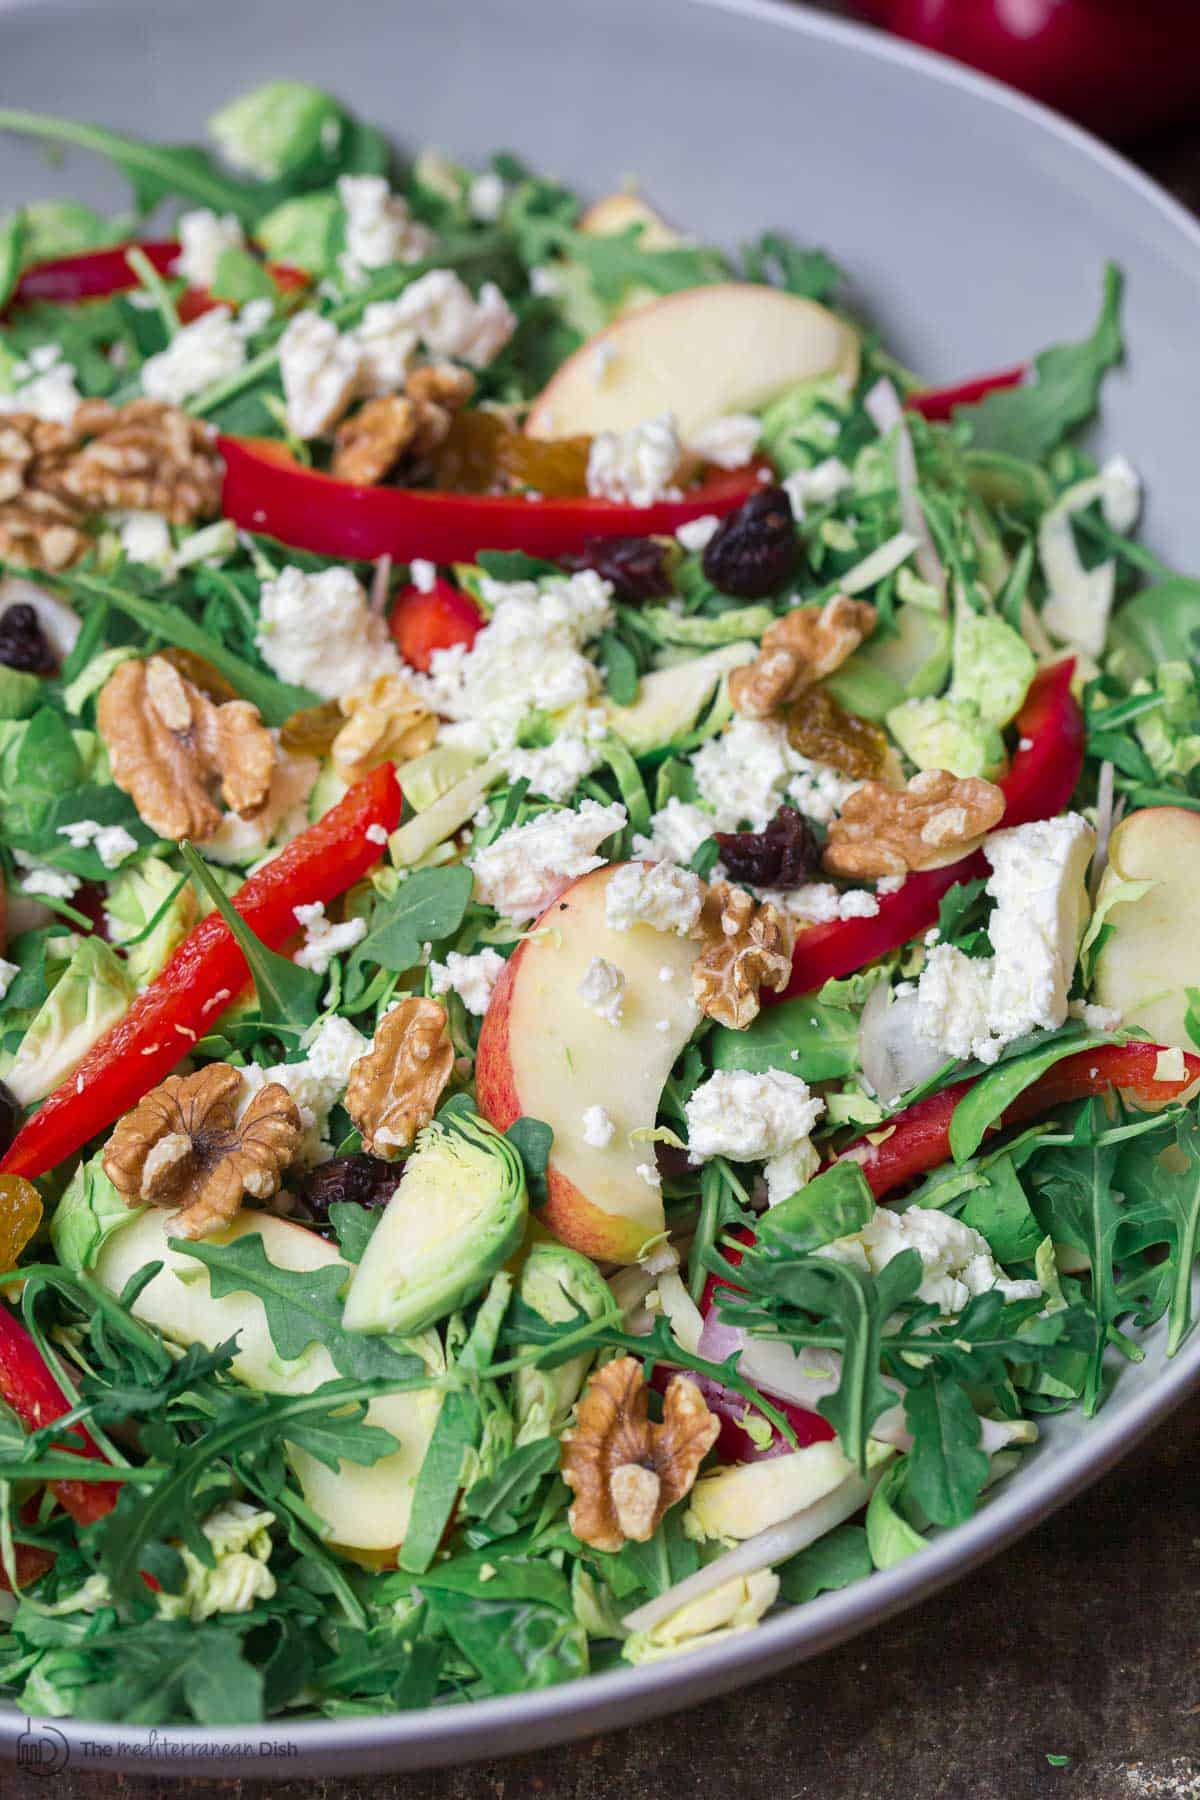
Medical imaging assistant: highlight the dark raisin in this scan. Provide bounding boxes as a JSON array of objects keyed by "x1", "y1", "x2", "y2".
[
  {"x1": 561, "y1": 535, "x2": 673, "y2": 602},
  {"x1": 0, "y1": 1083, "x2": 19, "y2": 1160},
  {"x1": 0, "y1": 605, "x2": 55, "y2": 675},
  {"x1": 298, "y1": 1154, "x2": 402, "y2": 1223},
  {"x1": 702, "y1": 485, "x2": 797, "y2": 598},
  {"x1": 715, "y1": 805, "x2": 821, "y2": 890}
]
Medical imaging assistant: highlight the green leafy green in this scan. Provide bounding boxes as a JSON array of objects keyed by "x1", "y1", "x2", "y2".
[
  {"x1": 505, "y1": 1118, "x2": 553, "y2": 1209},
  {"x1": 182, "y1": 843, "x2": 323, "y2": 1039},
  {"x1": 346, "y1": 866, "x2": 473, "y2": 998},
  {"x1": 901, "y1": 1379, "x2": 989, "y2": 1528},
  {"x1": 710, "y1": 996, "x2": 859, "y2": 1082},
  {"x1": 948, "y1": 1032, "x2": 1117, "y2": 1163},
  {"x1": 778, "y1": 1524, "x2": 872, "y2": 1604}
]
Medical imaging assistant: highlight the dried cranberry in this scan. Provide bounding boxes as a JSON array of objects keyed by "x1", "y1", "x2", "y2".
[
  {"x1": 0, "y1": 1083, "x2": 19, "y2": 1160},
  {"x1": 702, "y1": 485, "x2": 797, "y2": 598},
  {"x1": 0, "y1": 604, "x2": 55, "y2": 675},
  {"x1": 298, "y1": 1154, "x2": 401, "y2": 1223},
  {"x1": 561, "y1": 535, "x2": 673, "y2": 602},
  {"x1": 716, "y1": 805, "x2": 820, "y2": 890}
]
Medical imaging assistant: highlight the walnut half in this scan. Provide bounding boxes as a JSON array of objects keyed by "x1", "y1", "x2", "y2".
[
  {"x1": 562, "y1": 1358, "x2": 719, "y2": 1552},
  {"x1": 332, "y1": 674, "x2": 437, "y2": 783},
  {"x1": 332, "y1": 363, "x2": 476, "y2": 485},
  {"x1": 344, "y1": 997, "x2": 454, "y2": 1159},
  {"x1": 103, "y1": 1063, "x2": 302, "y2": 1240},
  {"x1": 823, "y1": 768, "x2": 1007, "y2": 879},
  {"x1": 98, "y1": 655, "x2": 277, "y2": 842},
  {"x1": 691, "y1": 880, "x2": 795, "y2": 1030},
  {"x1": 729, "y1": 595, "x2": 877, "y2": 720}
]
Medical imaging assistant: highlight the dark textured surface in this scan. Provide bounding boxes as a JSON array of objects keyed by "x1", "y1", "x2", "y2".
[{"x1": 9, "y1": 11, "x2": 1200, "y2": 1800}]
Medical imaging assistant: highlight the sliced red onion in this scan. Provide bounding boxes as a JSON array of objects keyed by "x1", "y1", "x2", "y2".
[
  {"x1": 858, "y1": 978, "x2": 947, "y2": 1105},
  {"x1": 864, "y1": 377, "x2": 945, "y2": 595}
]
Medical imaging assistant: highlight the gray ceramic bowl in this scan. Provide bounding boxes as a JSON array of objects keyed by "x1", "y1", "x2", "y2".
[{"x1": 2, "y1": 0, "x2": 1200, "y2": 1774}]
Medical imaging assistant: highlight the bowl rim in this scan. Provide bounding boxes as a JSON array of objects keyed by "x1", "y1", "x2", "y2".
[{"x1": 4, "y1": 0, "x2": 1200, "y2": 1773}]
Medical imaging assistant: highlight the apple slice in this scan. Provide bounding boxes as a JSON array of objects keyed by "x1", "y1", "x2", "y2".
[
  {"x1": 579, "y1": 191, "x2": 679, "y2": 249},
  {"x1": 524, "y1": 282, "x2": 859, "y2": 442},
  {"x1": 1094, "y1": 805, "x2": 1200, "y2": 1052},
  {"x1": 94, "y1": 1209, "x2": 442, "y2": 1555},
  {"x1": 475, "y1": 863, "x2": 700, "y2": 1263}
]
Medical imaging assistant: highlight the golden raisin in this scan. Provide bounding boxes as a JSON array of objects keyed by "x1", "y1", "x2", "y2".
[
  {"x1": 280, "y1": 698, "x2": 345, "y2": 757},
  {"x1": 157, "y1": 646, "x2": 240, "y2": 706},
  {"x1": 498, "y1": 433, "x2": 592, "y2": 499},
  {"x1": 0, "y1": 1175, "x2": 43, "y2": 1273},
  {"x1": 431, "y1": 410, "x2": 508, "y2": 493},
  {"x1": 786, "y1": 686, "x2": 889, "y2": 780}
]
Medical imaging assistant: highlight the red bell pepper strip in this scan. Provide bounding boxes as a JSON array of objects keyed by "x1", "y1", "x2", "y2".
[
  {"x1": 780, "y1": 659, "x2": 1083, "y2": 999},
  {"x1": 904, "y1": 363, "x2": 1027, "y2": 423},
  {"x1": 389, "y1": 577, "x2": 483, "y2": 672},
  {"x1": 11, "y1": 241, "x2": 179, "y2": 307},
  {"x1": 218, "y1": 434, "x2": 771, "y2": 564},
  {"x1": 840, "y1": 1042, "x2": 1200, "y2": 1201},
  {"x1": 0, "y1": 764, "x2": 402, "y2": 1182},
  {"x1": 0, "y1": 1304, "x2": 121, "y2": 1526}
]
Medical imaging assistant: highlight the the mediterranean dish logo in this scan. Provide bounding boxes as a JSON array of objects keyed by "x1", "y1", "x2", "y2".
[{"x1": 15, "y1": 1720, "x2": 70, "y2": 1777}]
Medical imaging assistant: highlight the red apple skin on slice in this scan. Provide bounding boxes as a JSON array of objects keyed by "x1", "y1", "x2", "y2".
[{"x1": 475, "y1": 865, "x2": 700, "y2": 1264}]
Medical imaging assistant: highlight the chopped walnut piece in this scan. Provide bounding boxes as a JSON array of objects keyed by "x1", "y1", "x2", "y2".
[
  {"x1": 561, "y1": 1357, "x2": 719, "y2": 1553},
  {"x1": 0, "y1": 416, "x2": 88, "y2": 571},
  {"x1": 691, "y1": 880, "x2": 795, "y2": 1030},
  {"x1": 729, "y1": 595, "x2": 877, "y2": 720},
  {"x1": 103, "y1": 1063, "x2": 302, "y2": 1240},
  {"x1": 56, "y1": 399, "x2": 222, "y2": 522},
  {"x1": 824, "y1": 768, "x2": 1006, "y2": 879},
  {"x1": 331, "y1": 362, "x2": 476, "y2": 484},
  {"x1": 98, "y1": 654, "x2": 277, "y2": 843},
  {"x1": 345, "y1": 997, "x2": 454, "y2": 1159},
  {"x1": 332, "y1": 673, "x2": 438, "y2": 782}
]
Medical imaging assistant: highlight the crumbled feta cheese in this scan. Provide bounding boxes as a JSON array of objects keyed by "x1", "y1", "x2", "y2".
[
  {"x1": 631, "y1": 798, "x2": 716, "y2": 867},
  {"x1": 278, "y1": 311, "x2": 363, "y2": 439},
  {"x1": 116, "y1": 511, "x2": 174, "y2": 571},
  {"x1": 1099, "y1": 453, "x2": 1141, "y2": 533},
  {"x1": 470, "y1": 799, "x2": 626, "y2": 924},
  {"x1": 605, "y1": 861, "x2": 705, "y2": 936},
  {"x1": 256, "y1": 565, "x2": 400, "y2": 700},
  {"x1": 413, "y1": 570, "x2": 612, "y2": 751},
  {"x1": 365, "y1": 822, "x2": 390, "y2": 846},
  {"x1": 171, "y1": 209, "x2": 246, "y2": 289},
  {"x1": 409, "y1": 557, "x2": 438, "y2": 594},
  {"x1": 582, "y1": 1104, "x2": 616, "y2": 1149},
  {"x1": 691, "y1": 717, "x2": 858, "y2": 831},
  {"x1": 687, "y1": 413, "x2": 761, "y2": 470},
  {"x1": 915, "y1": 813, "x2": 1096, "y2": 1065},
  {"x1": 501, "y1": 731, "x2": 603, "y2": 802},
  {"x1": 468, "y1": 171, "x2": 506, "y2": 221},
  {"x1": 11, "y1": 850, "x2": 81, "y2": 900},
  {"x1": 577, "y1": 955, "x2": 626, "y2": 1026},
  {"x1": 821, "y1": 1203, "x2": 1040, "y2": 1316},
  {"x1": 292, "y1": 900, "x2": 368, "y2": 975},
  {"x1": 428, "y1": 947, "x2": 506, "y2": 1016},
  {"x1": 350, "y1": 298, "x2": 419, "y2": 395},
  {"x1": 876, "y1": 874, "x2": 906, "y2": 895},
  {"x1": 338, "y1": 174, "x2": 432, "y2": 284},
  {"x1": 685, "y1": 1069, "x2": 825, "y2": 1203},
  {"x1": 781, "y1": 457, "x2": 853, "y2": 520},
  {"x1": 56, "y1": 817, "x2": 138, "y2": 869},
  {"x1": 529, "y1": 265, "x2": 561, "y2": 298},
  {"x1": 0, "y1": 344, "x2": 82, "y2": 425},
  {"x1": 586, "y1": 414, "x2": 683, "y2": 507},
  {"x1": 1068, "y1": 998, "x2": 1122, "y2": 1031},
  {"x1": 766, "y1": 882, "x2": 879, "y2": 925},
  {"x1": 387, "y1": 269, "x2": 516, "y2": 367},
  {"x1": 141, "y1": 309, "x2": 246, "y2": 405},
  {"x1": 675, "y1": 514, "x2": 721, "y2": 553},
  {"x1": 236, "y1": 297, "x2": 275, "y2": 340},
  {"x1": 635, "y1": 1161, "x2": 663, "y2": 1190},
  {"x1": 240, "y1": 1015, "x2": 369, "y2": 1166},
  {"x1": 1155, "y1": 1046, "x2": 1188, "y2": 1083},
  {"x1": 0, "y1": 959, "x2": 17, "y2": 1001}
]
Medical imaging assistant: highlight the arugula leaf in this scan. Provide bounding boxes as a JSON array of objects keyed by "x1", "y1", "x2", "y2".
[
  {"x1": 902, "y1": 1378, "x2": 989, "y2": 1528},
  {"x1": 175, "y1": 1233, "x2": 426, "y2": 1384},
  {"x1": 598, "y1": 629, "x2": 640, "y2": 706},
  {"x1": 957, "y1": 1154, "x2": 1044, "y2": 1264},
  {"x1": 182, "y1": 843, "x2": 323, "y2": 1039},
  {"x1": 7, "y1": 784, "x2": 157, "y2": 877},
  {"x1": 778, "y1": 1523, "x2": 872, "y2": 1604},
  {"x1": 710, "y1": 996, "x2": 859, "y2": 1082},
  {"x1": 475, "y1": 550, "x2": 560, "y2": 582},
  {"x1": 1114, "y1": 1111, "x2": 1200, "y2": 1355},
  {"x1": 936, "y1": 877, "x2": 989, "y2": 951},
  {"x1": 742, "y1": 232, "x2": 844, "y2": 303},
  {"x1": 552, "y1": 223, "x2": 729, "y2": 306},
  {"x1": 505, "y1": 1118, "x2": 553, "y2": 1209},
  {"x1": 0, "y1": 208, "x2": 24, "y2": 311},
  {"x1": 463, "y1": 1437, "x2": 560, "y2": 1535},
  {"x1": 328, "y1": 1201, "x2": 382, "y2": 1264},
  {"x1": 948, "y1": 1031, "x2": 1117, "y2": 1163},
  {"x1": 28, "y1": 1616, "x2": 266, "y2": 1726},
  {"x1": 418, "y1": 1554, "x2": 588, "y2": 1694},
  {"x1": 956, "y1": 264, "x2": 1123, "y2": 459},
  {"x1": 755, "y1": 1161, "x2": 875, "y2": 1256},
  {"x1": 346, "y1": 866, "x2": 473, "y2": 996}
]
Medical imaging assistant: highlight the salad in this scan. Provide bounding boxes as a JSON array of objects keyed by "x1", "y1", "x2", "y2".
[{"x1": 0, "y1": 79, "x2": 1195, "y2": 1729}]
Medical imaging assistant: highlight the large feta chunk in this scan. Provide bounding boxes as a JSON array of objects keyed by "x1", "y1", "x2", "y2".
[
  {"x1": 605, "y1": 861, "x2": 705, "y2": 936},
  {"x1": 631, "y1": 798, "x2": 716, "y2": 867},
  {"x1": 586, "y1": 414, "x2": 683, "y2": 507},
  {"x1": 0, "y1": 344, "x2": 82, "y2": 425},
  {"x1": 292, "y1": 901, "x2": 367, "y2": 975},
  {"x1": 691, "y1": 717, "x2": 858, "y2": 832},
  {"x1": 388, "y1": 269, "x2": 515, "y2": 367},
  {"x1": 470, "y1": 799, "x2": 626, "y2": 924},
  {"x1": 256, "y1": 565, "x2": 400, "y2": 700},
  {"x1": 821, "y1": 1203, "x2": 1040, "y2": 1315},
  {"x1": 428, "y1": 947, "x2": 506, "y2": 1017},
  {"x1": 350, "y1": 299, "x2": 420, "y2": 395},
  {"x1": 171, "y1": 210, "x2": 247, "y2": 289},
  {"x1": 337, "y1": 174, "x2": 432, "y2": 284},
  {"x1": 141, "y1": 309, "x2": 246, "y2": 405},
  {"x1": 278, "y1": 311, "x2": 363, "y2": 439},
  {"x1": 685, "y1": 1068, "x2": 825, "y2": 1203},
  {"x1": 687, "y1": 413, "x2": 761, "y2": 470}
]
